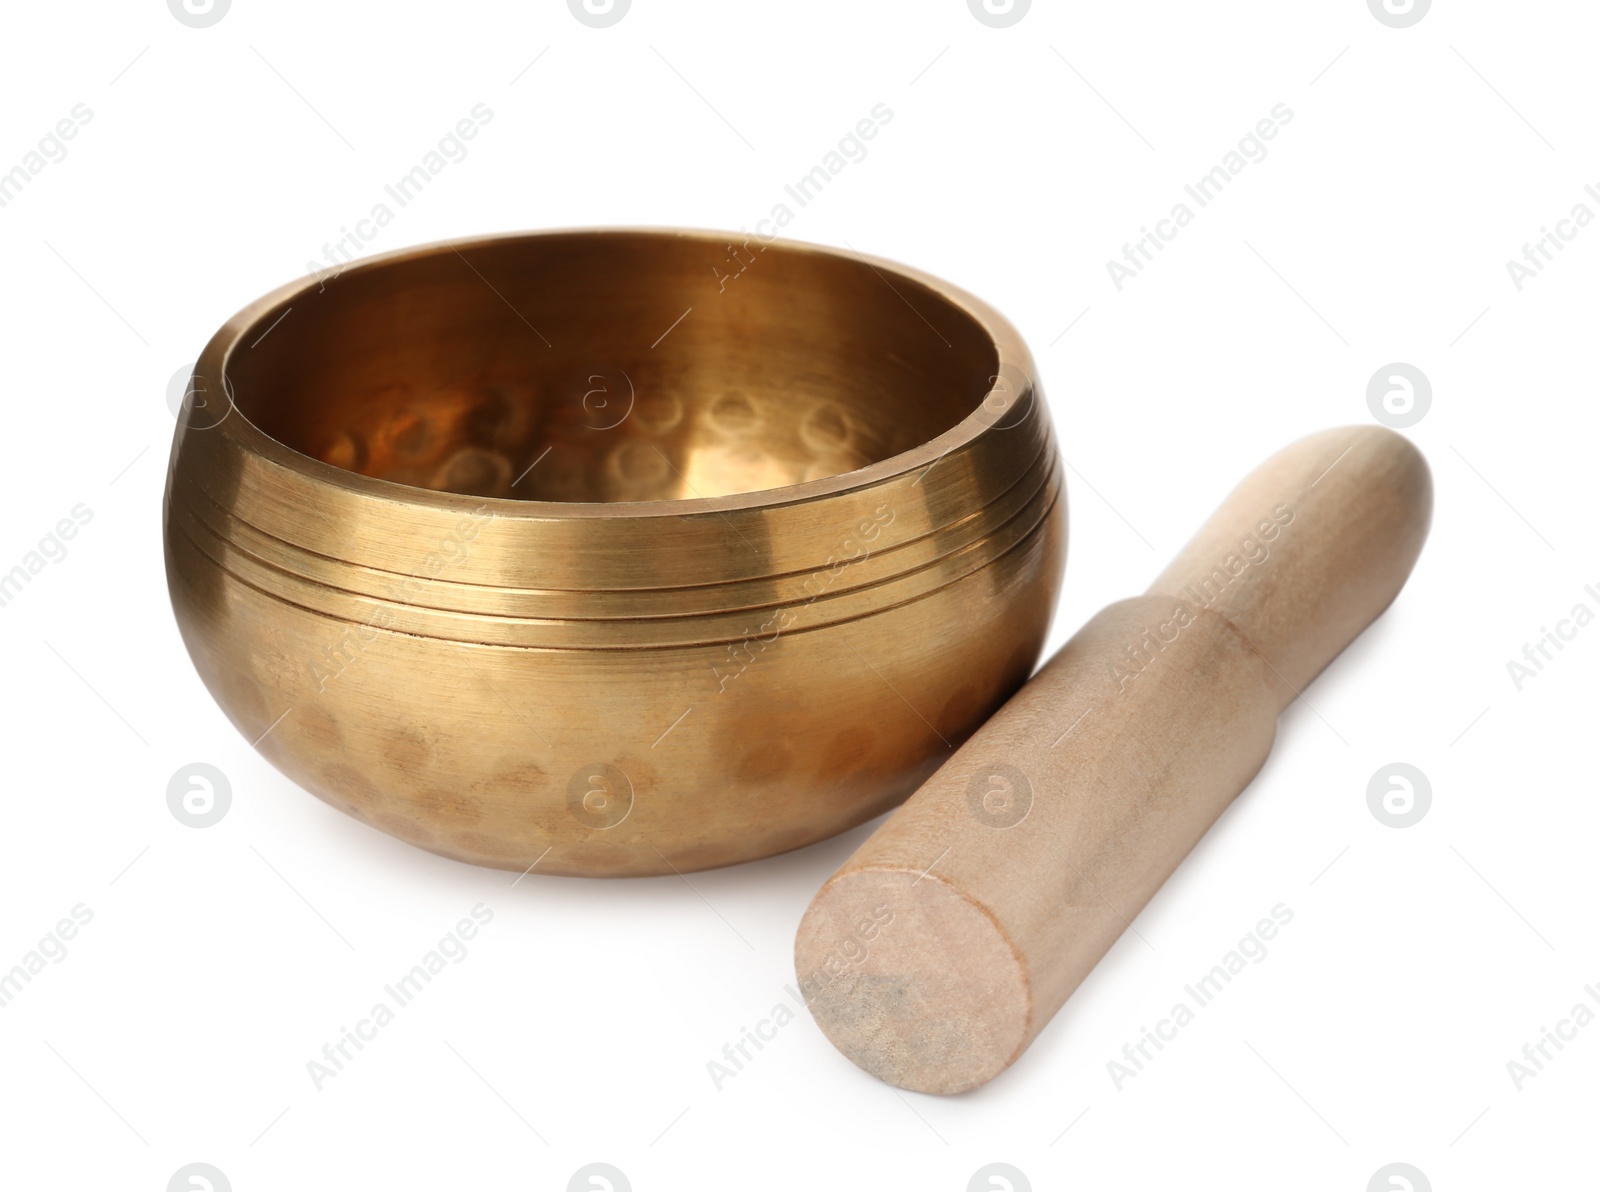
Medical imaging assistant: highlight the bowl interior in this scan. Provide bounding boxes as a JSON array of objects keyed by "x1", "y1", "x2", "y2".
[{"x1": 223, "y1": 232, "x2": 1000, "y2": 502}]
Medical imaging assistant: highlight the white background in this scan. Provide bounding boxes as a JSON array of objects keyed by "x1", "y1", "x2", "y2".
[{"x1": 1, "y1": 1, "x2": 1594, "y2": 1189}]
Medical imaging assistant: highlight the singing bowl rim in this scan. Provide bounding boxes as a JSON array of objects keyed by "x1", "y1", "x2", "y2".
[{"x1": 188, "y1": 226, "x2": 1037, "y2": 525}]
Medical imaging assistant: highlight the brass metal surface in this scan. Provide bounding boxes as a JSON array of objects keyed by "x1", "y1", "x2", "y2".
[{"x1": 163, "y1": 229, "x2": 1065, "y2": 876}]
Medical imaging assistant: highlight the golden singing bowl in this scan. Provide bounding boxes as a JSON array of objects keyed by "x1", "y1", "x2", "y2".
[{"x1": 163, "y1": 229, "x2": 1065, "y2": 876}]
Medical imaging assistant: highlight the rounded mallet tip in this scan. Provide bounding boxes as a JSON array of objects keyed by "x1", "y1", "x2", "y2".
[{"x1": 795, "y1": 866, "x2": 1030, "y2": 1095}]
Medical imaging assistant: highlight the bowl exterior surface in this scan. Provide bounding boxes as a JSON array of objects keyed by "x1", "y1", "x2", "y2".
[{"x1": 163, "y1": 230, "x2": 1065, "y2": 875}]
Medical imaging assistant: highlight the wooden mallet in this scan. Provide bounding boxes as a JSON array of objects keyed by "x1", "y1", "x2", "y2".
[{"x1": 793, "y1": 425, "x2": 1432, "y2": 1094}]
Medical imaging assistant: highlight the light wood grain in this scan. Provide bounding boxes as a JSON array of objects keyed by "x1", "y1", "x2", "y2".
[{"x1": 794, "y1": 426, "x2": 1432, "y2": 1093}]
